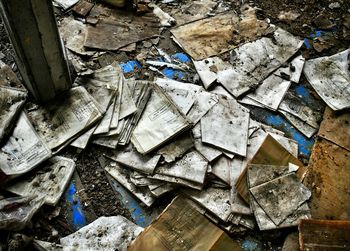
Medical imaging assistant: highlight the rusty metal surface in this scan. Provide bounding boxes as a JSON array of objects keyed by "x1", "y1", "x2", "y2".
[
  {"x1": 318, "y1": 107, "x2": 350, "y2": 152},
  {"x1": 303, "y1": 138, "x2": 350, "y2": 220}
]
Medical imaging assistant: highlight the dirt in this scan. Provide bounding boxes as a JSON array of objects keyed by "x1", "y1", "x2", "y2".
[{"x1": 0, "y1": 0, "x2": 349, "y2": 250}]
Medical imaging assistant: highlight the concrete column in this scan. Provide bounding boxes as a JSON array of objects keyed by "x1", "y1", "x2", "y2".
[{"x1": 0, "y1": 0, "x2": 71, "y2": 103}]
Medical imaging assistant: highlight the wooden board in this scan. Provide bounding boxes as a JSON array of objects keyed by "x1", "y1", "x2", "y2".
[
  {"x1": 318, "y1": 107, "x2": 350, "y2": 152},
  {"x1": 299, "y1": 219, "x2": 350, "y2": 250},
  {"x1": 303, "y1": 138, "x2": 350, "y2": 220}
]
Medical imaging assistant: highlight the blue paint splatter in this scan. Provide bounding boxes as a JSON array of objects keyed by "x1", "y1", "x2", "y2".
[
  {"x1": 162, "y1": 68, "x2": 186, "y2": 80},
  {"x1": 265, "y1": 114, "x2": 314, "y2": 157},
  {"x1": 241, "y1": 239, "x2": 262, "y2": 251},
  {"x1": 120, "y1": 61, "x2": 142, "y2": 74},
  {"x1": 109, "y1": 179, "x2": 155, "y2": 227},
  {"x1": 171, "y1": 53, "x2": 191, "y2": 63},
  {"x1": 66, "y1": 182, "x2": 86, "y2": 230},
  {"x1": 294, "y1": 85, "x2": 310, "y2": 100}
]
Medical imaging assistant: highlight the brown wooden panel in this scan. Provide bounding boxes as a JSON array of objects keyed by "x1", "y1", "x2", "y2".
[{"x1": 299, "y1": 219, "x2": 350, "y2": 251}]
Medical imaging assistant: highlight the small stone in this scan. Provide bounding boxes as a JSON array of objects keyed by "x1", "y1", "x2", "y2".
[
  {"x1": 278, "y1": 10, "x2": 300, "y2": 22},
  {"x1": 329, "y1": 2, "x2": 341, "y2": 9}
]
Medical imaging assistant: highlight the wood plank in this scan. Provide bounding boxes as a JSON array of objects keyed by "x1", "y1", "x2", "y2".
[
  {"x1": 303, "y1": 138, "x2": 350, "y2": 220},
  {"x1": 318, "y1": 107, "x2": 350, "y2": 152},
  {"x1": 299, "y1": 219, "x2": 350, "y2": 250}
]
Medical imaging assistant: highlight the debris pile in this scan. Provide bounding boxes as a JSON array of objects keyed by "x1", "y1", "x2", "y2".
[{"x1": 0, "y1": 0, "x2": 350, "y2": 250}]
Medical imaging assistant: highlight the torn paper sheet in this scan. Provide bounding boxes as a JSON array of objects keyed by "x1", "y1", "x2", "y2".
[
  {"x1": 128, "y1": 196, "x2": 242, "y2": 251},
  {"x1": 241, "y1": 73, "x2": 291, "y2": 111},
  {"x1": 106, "y1": 144, "x2": 161, "y2": 174},
  {"x1": 201, "y1": 98, "x2": 250, "y2": 156},
  {"x1": 154, "y1": 151, "x2": 208, "y2": 186},
  {"x1": 59, "y1": 17, "x2": 95, "y2": 56},
  {"x1": 181, "y1": 187, "x2": 233, "y2": 222},
  {"x1": 279, "y1": 110, "x2": 318, "y2": 138},
  {"x1": 171, "y1": 0, "x2": 218, "y2": 25},
  {"x1": 149, "y1": 183, "x2": 177, "y2": 197},
  {"x1": 193, "y1": 57, "x2": 232, "y2": 89},
  {"x1": 158, "y1": 133, "x2": 194, "y2": 163},
  {"x1": 171, "y1": 7, "x2": 272, "y2": 60},
  {"x1": 93, "y1": 95, "x2": 116, "y2": 135},
  {"x1": 149, "y1": 3, "x2": 176, "y2": 27},
  {"x1": 27, "y1": 86, "x2": 102, "y2": 151},
  {"x1": 52, "y1": 0, "x2": 79, "y2": 10},
  {"x1": 105, "y1": 163, "x2": 156, "y2": 206},
  {"x1": 0, "y1": 86, "x2": 27, "y2": 143},
  {"x1": 235, "y1": 131, "x2": 303, "y2": 204},
  {"x1": 84, "y1": 7, "x2": 160, "y2": 51},
  {"x1": 279, "y1": 92, "x2": 321, "y2": 129},
  {"x1": 70, "y1": 126, "x2": 95, "y2": 149},
  {"x1": 150, "y1": 173, "x2": 203, "y2": 190},
  {"x1": 0, "y1": 112, "x2": 51, "y2": 176},
  {"x1": 303, "y1": 49, "x2": 350, "y2": 111},
  {"x1": 110, "y1": 76, "x2": 123, "y2": 129},
  {"x1": 250, "y1": 196, "x2": 310, "y2": 231},
  {"x1": 277, "y1": 55, "x2": 305, "y2": 83},
  {"x1": 118, "y1": 81, "x2": 152, "y2": 145},
  {"x1": 131, "y1": 84, "x2": 190, "y2": 154},
  {"x1": 119, "y1": 78, "x2": 137, "y2": 120},
  {"x1": 5, "y1": 156, "x2": 75, "y2": 205},
  {"x1": 210, "y1": 156, "x2": 232, "y2": 186},
  {"x1": 192, "y1": 123, "x2": 222, "y2": 162},
  {"x1": 156, "y1": 78, "x2": 219, "y2": 123},
  {"x1": 60, "y1": 216, "x2": 143, "y2": 251},
  {"x1": 33, "y1": 240, "x2": 63, "y2": 251},
  {"x1": 218, "y1": 28, "x2": 303, "y2": 97},
  {"x1": 0, "y1": 196, "x2": 44, "y2": 231}
]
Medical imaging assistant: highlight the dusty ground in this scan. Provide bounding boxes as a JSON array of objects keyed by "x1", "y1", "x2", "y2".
[{"x1": 0, "y1": 0, "x2": 349, "y2": 250}]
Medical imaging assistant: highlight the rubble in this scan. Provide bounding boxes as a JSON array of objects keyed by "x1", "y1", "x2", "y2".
[{"x1": 0, "y1": 0, "x2": 349, "y2": 249}]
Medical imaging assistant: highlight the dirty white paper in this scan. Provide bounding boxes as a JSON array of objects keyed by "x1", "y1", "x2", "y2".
[
  {"x1": 201, "y1": 98, "x2": 250, "y2": 156},
  {"x1": 131, "y1": 84, "x2": 190, "y2": 154},
  {"x1": 0, "y1": 86, "x2": 27, "y2": 143},
  {"x1": 60, "y1": 216, "x2": 143, "y2": 251},
  {"x1": 0, "y1": 112, "x2": 51, "y2": 175},
  {"x1": 5, "y1": 156, "x2": 75, "y2": 205},
  {"x1": 218, "y1": 28, "x2": 303, "y2": 97},
  {"x1": 27, "y1": 86, "x2": 102, "y2": 151},
  {"x1": 303, "y1": 49, "x2": 350, "y2": 111}
]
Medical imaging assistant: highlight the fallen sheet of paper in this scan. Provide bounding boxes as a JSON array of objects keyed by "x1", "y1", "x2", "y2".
[
  {"x1": 105, "y1": 163, "x2": 156, "y2": 207},
  {"x1": 0, "y1": 196, "x2": 44, "y2": 231},
  {"x1": 154, "y1": 151, "x2": 208, "y2": 187},
  {"x1": 128, "y1": 196, "x2": 242, "y2": 251},
  {"x1": 0, "y1": 86, "x2": 27, "y2": 143},
  {"x1": 106, "y1": 144, "x2": 161, "y2": 174},
  {"x1": 201, "y1": 98, "x2": 250, "y2": 156},
  {"x1": 303, "y1": 49, "x2": 350, "y2": 111},
  {"x1": 27, "y1": 86, "x2": 102, "y2": 152},
  {"x1": 171, "y1": 7, "x2": 271, "y2": 60},
  {"x1": 131, "y1": 84, "x2": 190, "y2": 154},
  {"x1": 60, "y1": 216, "x2": 143, "y2": 251},
  {"x1": 218, "y1": 28, "x2": 303, "y2": 97},
  {"x1": 155, "y1": 78, "x2": 218, "y2": 123},
  {"x1": 158, "y1": 133, "x2": 194, "y2": 163},
  {"x1": 5, "y1": 156, "x2": 75, "y2": 205},
  {"x1": 0, "y1": 112, "x2": 51, "y2": 176}
]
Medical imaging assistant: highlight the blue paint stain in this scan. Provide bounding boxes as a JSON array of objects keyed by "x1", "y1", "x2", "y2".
[
  {"x1": 120, "y1": 60, "x2": 142, "y2": 74},
  {"x1": 294, "y1": 85, "x2": 310, "y2": 100},
  {"x1": 66, "y1": 182, "x2": 86, "y2": 230},
  {"x1": 109, "y1": 178, "x2": 156, "y2": 227},
  {"x1": 171, "y1": 53, "x2": 191, "y2": 63},
  {"x1": 162, "y1": 68, "x2": 186, "y2": 80},
  {"x1": 303, "y1": 38, "x2": 312, "y2": 49},
  {"x1": 265, "y1": 114, "x2": 314, "y2": 157},
  {"x1": 241, "y1": 239, "x2": 262, "y2": 251}
]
